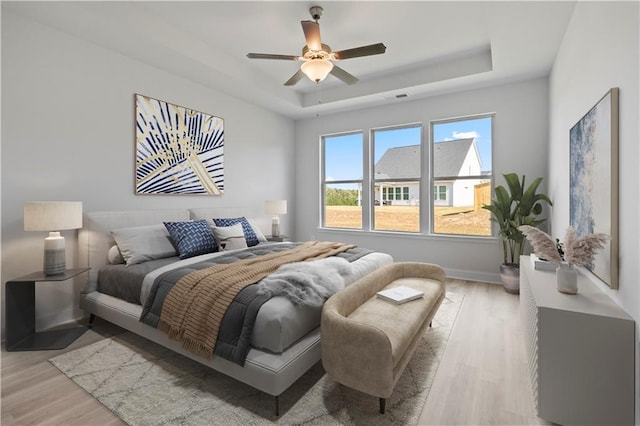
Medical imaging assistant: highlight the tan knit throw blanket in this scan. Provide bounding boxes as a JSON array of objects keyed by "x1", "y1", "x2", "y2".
[{"x1": 158, "y1": 241, "x2": 355, "y2": 358}]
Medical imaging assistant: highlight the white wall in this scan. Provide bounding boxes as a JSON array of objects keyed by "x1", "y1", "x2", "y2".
[
  {"x1": 1, "y1": 11, "x2": 295, "y2": 337},
  {"x1": 294, "y1": 77, "x2": 550, "y2": 282},
  {"x1": 548, "y1": 1, "x2": 640, "y2": 420}
]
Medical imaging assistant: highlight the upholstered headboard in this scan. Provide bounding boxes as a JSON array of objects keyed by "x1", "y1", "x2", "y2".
[{"x1": 79, "y1": 207, "x2": 271, "y2": 293}]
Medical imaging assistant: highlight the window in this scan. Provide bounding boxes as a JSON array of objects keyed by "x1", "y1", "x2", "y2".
[
  {"x1": 373, "y1": 125, "x2": 421, "y2": 232},
  {"x1": 431, "y1": 115, "x2": 493, "y2": 236},
  {"x1": 322, "y1": 132, "x2": 363, "y2": 229},
  {"x1": 434, "y1": 185, "x2": 448, "y2": 202},
  {"x1": 320, "y1": 115, "x2": 493, "y2": 237},
  {"x1": 382, "y1": 186, "x2": 410, "y2": 202}
]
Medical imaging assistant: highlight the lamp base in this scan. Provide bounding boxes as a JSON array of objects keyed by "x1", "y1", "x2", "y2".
[
  {"x1": 271, "y1": 215, "x2": 281, "y2": 238},
  {"x1": 44, "y1": 232, "x2": 66, "y2": 275}
]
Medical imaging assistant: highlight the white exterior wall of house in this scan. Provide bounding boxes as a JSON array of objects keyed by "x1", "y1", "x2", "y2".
[
  {"x1": 460, "y1": 142, "x2": 483, "y2": 176},
  {"x1": 439, "y1": 140, "x2": 483, "y2": 207},
  {"x1": 451, "y1": 179, "x2": 483, "y2": 207}
]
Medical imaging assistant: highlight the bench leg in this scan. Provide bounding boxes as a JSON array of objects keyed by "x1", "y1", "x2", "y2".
[
  {"x1": 275, "y1": 395, "x2": 279, "y2": 416},
  {"x1": 88, "y1": 314, "x2": 96, "y2": 329},
  {"x1": 379, "y1": 397, "x2": 386, "y2": 414}
]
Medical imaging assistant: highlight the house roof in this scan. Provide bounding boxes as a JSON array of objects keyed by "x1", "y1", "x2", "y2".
[
  {"x1": 374, "y1": 138, "x2": 476, "y2": 179},
  {"x1": 433, "y1": 138, "x2": 476, "y2": 177}
]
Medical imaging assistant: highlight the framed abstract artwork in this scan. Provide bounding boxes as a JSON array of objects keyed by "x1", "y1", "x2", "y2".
[
  {"x1": 569, "y1": 88, "x2": 619, "y2": 289},
  {"x1": 135, "y1": 94, "x2": 224, "y2": 195}
]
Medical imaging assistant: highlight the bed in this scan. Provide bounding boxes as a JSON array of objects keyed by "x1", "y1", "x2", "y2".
[{"x1": 78, "y1": 208, "x2": 393, "y2": 414}]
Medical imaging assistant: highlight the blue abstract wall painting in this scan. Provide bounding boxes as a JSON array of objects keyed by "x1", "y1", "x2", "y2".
[
  {"x1": 569, "y1": 88, "x2": 619, "y2": 289},
  {"x1": 135, "y1": 94, "x2": 224, "y2": 195}
]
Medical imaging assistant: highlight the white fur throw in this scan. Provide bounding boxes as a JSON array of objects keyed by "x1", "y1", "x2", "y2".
[{"x1": 256, "y1": 257, "x2": 354, "y2": 307}]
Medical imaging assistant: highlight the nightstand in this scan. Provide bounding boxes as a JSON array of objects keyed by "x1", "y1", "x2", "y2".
[
  {"x1": 266, "y1": 235, "x2": 289, "y2": 242},
  {"x1": 5, "y1": 267, "x2": 90, "y2": 351}
]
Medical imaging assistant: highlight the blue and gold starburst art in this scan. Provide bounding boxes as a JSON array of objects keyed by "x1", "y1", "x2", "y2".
[{"x1": 135, "y1": 94, "x2": 224, "y2": 195}]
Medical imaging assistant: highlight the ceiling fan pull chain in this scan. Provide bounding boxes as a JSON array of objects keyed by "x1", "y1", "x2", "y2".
[{"x1": 316, "y1": 82, "x2": 322, "y2": 118}]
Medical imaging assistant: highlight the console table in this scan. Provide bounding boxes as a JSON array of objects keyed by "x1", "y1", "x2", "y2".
[
  {"x1": 5, "y1": 268, "x2": 90, "y2": 351},
  {"x1": 520, "y1": 257, "x2": 635, "y2": 425}
]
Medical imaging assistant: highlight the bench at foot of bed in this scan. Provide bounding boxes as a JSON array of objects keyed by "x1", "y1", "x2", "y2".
[{"x1": 320, "y1": 262, "x2": 446, "y2": 414}]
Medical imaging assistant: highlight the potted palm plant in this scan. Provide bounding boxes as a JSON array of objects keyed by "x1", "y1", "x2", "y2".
[{"x1": 482, "y1": 173, "x2": 552, "y2": 293}]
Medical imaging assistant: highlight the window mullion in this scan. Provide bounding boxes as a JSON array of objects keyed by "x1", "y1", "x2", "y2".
[{"x1": 362, "y1": 130, "x2": 372, "y2": 231}]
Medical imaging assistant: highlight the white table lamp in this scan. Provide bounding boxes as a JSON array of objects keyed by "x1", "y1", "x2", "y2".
[
  {"x1": 24, "y1": 201, "x2": 83, "y2": 275},
  {"x1": 265, "y1": 200, "x2": 287, "y2": 237}
]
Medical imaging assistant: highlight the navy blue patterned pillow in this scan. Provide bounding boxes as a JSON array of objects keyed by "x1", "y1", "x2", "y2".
[
  {"x1": 164, "y1": 220, "x2": 217, "y2": 259},
  {"x1": 212, "y1": 217, "x2": 259, "y2": 247}
]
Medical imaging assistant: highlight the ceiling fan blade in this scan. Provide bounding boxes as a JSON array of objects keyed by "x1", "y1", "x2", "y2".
[
  {"x1": 247, "y1": 53, "x2": 300, "y2": 61},
  {"x1": 284, "y1": 69, "x2": 306, "y2": 86},
  {"x1": 333, "y1": 43, "x2": 387, "y2": 60},
  {"x1": 301, "y1": 20, "x2": 322, "y2": 51},
  {"x1": 330, "y1": 65, "x2": 359, "y2": 85}
]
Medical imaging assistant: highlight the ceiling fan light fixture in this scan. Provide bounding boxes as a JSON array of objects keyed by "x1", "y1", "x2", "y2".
[{"x1": 301, "y1": 59, "x2": 334, "y2": 82}]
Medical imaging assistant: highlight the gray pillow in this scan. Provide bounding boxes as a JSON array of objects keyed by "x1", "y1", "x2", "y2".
[{"x1": 111, "y1": 224, "x2": 177, "y2": 265}]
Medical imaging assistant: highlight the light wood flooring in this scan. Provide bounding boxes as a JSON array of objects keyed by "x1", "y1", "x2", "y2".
[{"x1": 2, "y1": 279, "x2": 550, "y2": 425}]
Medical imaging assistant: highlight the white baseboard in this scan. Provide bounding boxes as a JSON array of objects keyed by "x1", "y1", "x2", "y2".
[{"x1": 443, "y1": 267, "x2": 501, "y2": 285}]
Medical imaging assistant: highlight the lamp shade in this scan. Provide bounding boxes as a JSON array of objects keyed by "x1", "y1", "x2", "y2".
[
  {"x1": 301, "y1": 60, "x2": 334, "y2": 82},
  {"x1": 24, "y1": 201, "x2": 83, "y2": 231},
  {"x1": 265, "y1": 200, "x2": 287, "y2": 215}
]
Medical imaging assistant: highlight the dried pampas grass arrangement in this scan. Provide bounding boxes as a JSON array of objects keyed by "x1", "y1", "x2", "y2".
[{"x1": 519, "y1": 225, "x2": 608, "y2": 267}]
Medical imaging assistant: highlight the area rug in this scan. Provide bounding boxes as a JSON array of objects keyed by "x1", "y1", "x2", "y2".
[{"x1": 50, "y1": 291, "x2": 463, "y2": 426}]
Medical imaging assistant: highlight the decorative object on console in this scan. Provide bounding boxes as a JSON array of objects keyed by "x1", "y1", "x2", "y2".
[
  {"x1": 24, "y1": 201, "x2": 83, "y2": 275},
  {"x1": 529, "y1": 253, "x2": 557, "y2": 272},
  {"x1": 265, "y1": 200, "x2": 287, "y2": 238},
  {"x1": 555, "y1": 262, "x2": 578, "y2": 294},
  {"x1": 135, "y1": 94, "x2": 224, "y2": 195},
  {"x1": 482, "y1": 173, "x2": 552, "y2": 294},
  {"x1": 570, "y1": 87, "x2": 619, "y2": 289},
  {"x1": 519, "y1": 225, "x2": 608, "y2": 294}
]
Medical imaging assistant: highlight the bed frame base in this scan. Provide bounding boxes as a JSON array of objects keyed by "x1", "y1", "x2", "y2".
[{"x1": 79, "y1": 291, "x2": 322, "y2": 415}]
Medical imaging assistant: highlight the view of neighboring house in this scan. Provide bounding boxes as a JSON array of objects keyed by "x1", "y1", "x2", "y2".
[{"x1": 372, "y1": 138, "x2": 487, "y2": 207}]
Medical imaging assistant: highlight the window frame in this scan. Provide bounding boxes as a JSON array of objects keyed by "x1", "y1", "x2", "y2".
[
  {"x1": 429, "y1": 113, "x2": 494, "y2": 236},
  {"x1": 319, "y1": 114, "x2": 494, "y2": 238},
  {"x1": 320, "y1": 131, "x2": 365, "y2": 229},
  {"x1": 371, "y1": 123, "x2": 422, "y2": 232}
]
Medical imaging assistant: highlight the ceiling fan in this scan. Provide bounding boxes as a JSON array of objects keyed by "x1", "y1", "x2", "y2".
[{"x1": 247, "y1": 6, "x2": 386, "y2": 86}]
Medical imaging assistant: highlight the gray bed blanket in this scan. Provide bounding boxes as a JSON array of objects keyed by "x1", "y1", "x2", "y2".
[{"x1": 140, "y1": 242, "x2": 372, "y2": 365}]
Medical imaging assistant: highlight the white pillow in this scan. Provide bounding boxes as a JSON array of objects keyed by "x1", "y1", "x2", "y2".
[
  {"x1": 210, "y1": 223, "x2": 248, "y2": 251},
  {"x1": 107, "y1": 245, "x2": 125, "y2": 264},
  {"x1": 111, "y1": 224, "x2": 177, "y2": 265},
  {"x1": 247, "y1": 219, "x2": 268, "y2": 242}
]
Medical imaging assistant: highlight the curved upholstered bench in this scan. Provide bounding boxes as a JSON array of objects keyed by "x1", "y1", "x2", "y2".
[{"x1": 321, "y1": 261, "x2": 446, "y2": 414}]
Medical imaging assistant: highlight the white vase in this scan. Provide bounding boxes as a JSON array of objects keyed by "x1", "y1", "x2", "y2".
[{"x1": 556, "y1": 262, "x2": 578, "y2": 294}]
